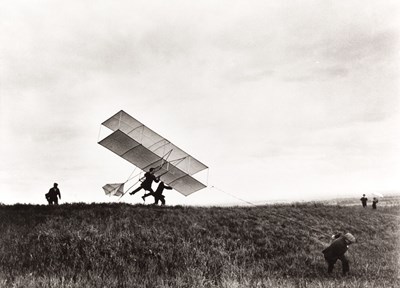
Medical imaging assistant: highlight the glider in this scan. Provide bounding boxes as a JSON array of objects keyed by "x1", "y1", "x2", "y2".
[{"x1": 98, "y1": 110, "x2": 208, "y2": 197}]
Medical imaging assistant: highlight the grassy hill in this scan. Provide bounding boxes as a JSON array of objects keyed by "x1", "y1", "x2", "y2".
[{"x1": 0, "y1": 201, "x2": 399, "y2": 287}]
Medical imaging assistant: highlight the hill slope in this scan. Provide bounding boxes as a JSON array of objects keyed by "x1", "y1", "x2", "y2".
[{"x1": 0, "y1": 202, "x2": 399, "y2": 287}]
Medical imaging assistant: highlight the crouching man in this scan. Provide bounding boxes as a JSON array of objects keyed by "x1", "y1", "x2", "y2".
[{"x1": 322, "y1": 232, "x2": 356, "y2": 275}]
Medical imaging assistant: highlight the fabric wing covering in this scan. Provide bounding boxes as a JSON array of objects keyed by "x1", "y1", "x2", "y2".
[
  {"x1": 98, "y1": 110, "x2": 208, "y2": 196},
  {"x1": 103, "y1": 183, "x2": 125, "y2": 197}
]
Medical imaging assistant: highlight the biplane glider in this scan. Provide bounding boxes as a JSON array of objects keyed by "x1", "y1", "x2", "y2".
[{"x1": 98, "y1": 110, "x2": 208, "y2": 198}]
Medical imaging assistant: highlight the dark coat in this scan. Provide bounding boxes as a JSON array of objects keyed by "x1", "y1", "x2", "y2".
[
  {"x1": 360, "y1": 197, "x2": 368, "y2": 205},
  {"x1": 141, "y1": 172, "x2": 158, "y2": 189},
  {"x1": 154, "y1": 182, "x2": 172, "y2": 196},
  {"x1": 322, "y1": 236, "x2": 348, "y2": 260},
  {"x1": 47, "y1": 187, "x2": 61, "y2": 200}
]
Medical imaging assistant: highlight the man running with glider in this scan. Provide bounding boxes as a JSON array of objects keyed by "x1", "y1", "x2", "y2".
[{"x1": 129, "y1": 168, "x2": 159, "y2": 196}]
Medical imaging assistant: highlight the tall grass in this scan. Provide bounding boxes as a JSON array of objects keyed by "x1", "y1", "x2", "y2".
[{"x1": 0, "y1": 201, "x2": 399, "y2": 287}]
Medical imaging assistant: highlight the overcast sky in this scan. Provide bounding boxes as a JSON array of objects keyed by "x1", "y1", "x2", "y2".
[{"x1": 1, "y1": 0, "x2": 399, "y2": 205}]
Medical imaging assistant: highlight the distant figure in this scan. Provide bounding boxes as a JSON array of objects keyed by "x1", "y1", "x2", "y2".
[
  {"x1": 129, "y1": 168, "x2": 159, "y2": 196},
  {"x1": 322, "y1": 233, "x2": 356, "y2": 275},
  {"x1": 360, "y1": 194, "x2": 368, "y2": 208},
  {"x1": 372, "y1": 197, "x2": 378, "y2": 210},
  {"x1": 45, "y1": 183, "x2": 61, "y2": 205},
  {"x1": 142, "y1": 181, "x2": 173, "y2": 205}
]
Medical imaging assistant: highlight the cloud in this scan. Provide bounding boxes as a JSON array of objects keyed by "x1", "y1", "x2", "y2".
[{"x1": 322, "y1": 29, "x2": 399, "y2": 64}]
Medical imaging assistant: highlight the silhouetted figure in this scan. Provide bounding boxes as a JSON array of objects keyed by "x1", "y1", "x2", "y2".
[
  {"x1": 142, "y1": 181, "x2": 172, "y2": 205},
  {"x1": 45, "y1": 183, "x2": 61, "y2": 205},
  {"x1": 360, "y1": 194, "x2": 368, "y2": 208},
  {"x1": 372, "y1": 197, "x2": 378, "y2": 210},
  {"x1": 322, "y1": 233, "x2": 356, "y2": 275},
  {"x1": 129, "y1": 168, "x2": 159, "y2": 197}
]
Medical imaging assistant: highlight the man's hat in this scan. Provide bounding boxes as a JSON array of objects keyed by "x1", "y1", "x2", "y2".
[{"x1": 344, "y1": 233, "x2": 356, "y2": 243}]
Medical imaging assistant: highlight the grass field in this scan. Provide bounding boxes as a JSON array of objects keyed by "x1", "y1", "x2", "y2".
[{"x1": 0, "y1": 198, "x2": 399, "y2": 287}]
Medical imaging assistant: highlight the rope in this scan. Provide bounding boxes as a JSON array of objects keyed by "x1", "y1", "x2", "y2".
[
  {"x1": 210, "y1": 186, "x2": 257, "y2": 206},
  {"x1": 210, "y1": 185, "x2": 331, "y2": 238},
  {"x1": 267, "y1": 209, "x2": 330, "y2": 238}
]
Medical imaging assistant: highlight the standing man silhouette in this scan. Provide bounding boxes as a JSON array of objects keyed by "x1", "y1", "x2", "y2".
[
  {"x1": 46, "y1": 183, "x2": 61, "y2": 205},
  {"x1": 360, "y1": 194, "x2": 368, "y2": 208}
]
